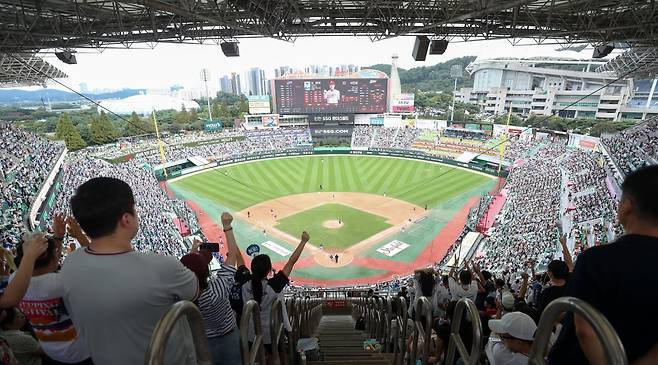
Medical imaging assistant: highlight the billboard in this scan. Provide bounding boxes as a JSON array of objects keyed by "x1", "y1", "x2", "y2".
[
  {"x1": 391, "y1": 93, "x2": 415, "y2": 113},
  {"x1": 248, "y1": 95, "x2": 271, "y2": 114},
  {"x1": 309, "y1": 125, "x2": 354, "y2": 138},
  {"x1": 275, "y1": 78, "x2": 387, "y2": 114},
  {"x1": 261, "y1": 114, "x2": 279, "y2": 127},
  {"x1": 204, "y1": 121, "x2": 223, "y2": 132},
  {"x1": 309, "y1": 114, "x2": 354, "y2": 124}
]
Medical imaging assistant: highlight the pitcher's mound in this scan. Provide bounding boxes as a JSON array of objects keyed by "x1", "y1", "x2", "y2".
[{"x1": 322, "y1": 220, "x2": 344, "y2": 229}]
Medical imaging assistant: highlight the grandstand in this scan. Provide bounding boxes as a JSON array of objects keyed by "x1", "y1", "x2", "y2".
[{"x1": 1, "y1": 114, "x2": 654, "y2": 362}]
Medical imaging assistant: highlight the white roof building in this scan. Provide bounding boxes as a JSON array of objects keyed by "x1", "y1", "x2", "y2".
[{"x1": 97, "y1": 94, "x2": 200, "y2": 115}]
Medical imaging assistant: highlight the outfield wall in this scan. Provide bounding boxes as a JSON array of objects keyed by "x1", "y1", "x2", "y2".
[{"x1": 158, "y1": 147, "x2": 508, "y2": 181}]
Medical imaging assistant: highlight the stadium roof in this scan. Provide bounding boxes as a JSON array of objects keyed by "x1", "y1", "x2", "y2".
[
  {"x1": 596, "y1": 47, "x2": 658, "y2": 79},
  {"x1": 0, "y1": 1, "x2": 656, "y2": 51},
  {"x1": 0, "y1": 54, "x2": 67, "y2": 87}
]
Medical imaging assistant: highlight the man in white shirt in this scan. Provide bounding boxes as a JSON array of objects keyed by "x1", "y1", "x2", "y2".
[
  {"x1": 448, "y1": 266, "x2": 478, "y2": 302},
  {"x1": 323, "y1": 81, "x2": 340, "y2": 104},
  {"x1": 61, "y1": 177, "x2": 199, "y2": 365},
  {"x1": 486, "y1": 311, "x2": 536, "y2": 365}
]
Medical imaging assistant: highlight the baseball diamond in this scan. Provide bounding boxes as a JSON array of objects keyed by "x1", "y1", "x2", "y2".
[{"x1": 169, "y1": 155, "x2": 496, "y2": 285}]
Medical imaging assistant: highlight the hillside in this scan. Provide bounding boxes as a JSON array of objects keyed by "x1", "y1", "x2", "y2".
[{"x1": 364, "y1": 56, "x2": 476, "y2": 93}]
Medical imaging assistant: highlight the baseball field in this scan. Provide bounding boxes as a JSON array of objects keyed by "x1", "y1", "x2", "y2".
[{"x1": 168, "y1": 155, "x2": 497, "y2": 286}]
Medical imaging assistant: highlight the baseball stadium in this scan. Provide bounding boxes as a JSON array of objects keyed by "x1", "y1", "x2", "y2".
[{"x1": 2, "y1": 2, "x2": 658, "y2": 364}]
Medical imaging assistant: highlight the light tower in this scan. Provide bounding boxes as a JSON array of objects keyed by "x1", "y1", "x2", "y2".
[
  {"x1": 200, "y1": 68, "x2": 213, "y2": 121},
  {"x1": 389, "y1": 54, "x2": 402, "y2": 113}
]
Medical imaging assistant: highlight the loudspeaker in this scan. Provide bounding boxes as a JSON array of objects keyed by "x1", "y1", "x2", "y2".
[
  {"x1": 592, "y1": 44, "x2": 614, "y2": 59},
  {"x1": 429, "y1": 40, "x2": 449, "y2": 55},
  {"x1": 55, "y1": 51, "x2": 76, "y2": 65},
  {"x1": 220, "y1": 42, "x2": 240, "y2": 57},
  {"x1": 412, "y1": 36, "x2": 430, "y2": 61}
]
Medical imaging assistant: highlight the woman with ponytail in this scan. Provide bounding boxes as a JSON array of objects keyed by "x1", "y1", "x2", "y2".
[{"x1": 241, "y1": 231, "x2": 310, "y2": 354}]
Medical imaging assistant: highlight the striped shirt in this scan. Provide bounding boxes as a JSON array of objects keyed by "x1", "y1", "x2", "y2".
[{"x1": 197, "y1": 265, "x2": 237, "y2": 338}]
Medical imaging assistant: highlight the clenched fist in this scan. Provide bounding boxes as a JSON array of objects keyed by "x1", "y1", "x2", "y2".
[{"x1": 221, "y1": 212, "x2": 233, "y2": 228}]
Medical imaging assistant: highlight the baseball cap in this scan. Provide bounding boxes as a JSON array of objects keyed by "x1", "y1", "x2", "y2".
[
  {"x1": 501, "y1": 292, "x2": 515, "y2": 311},
  {"x1": 180, "y1": 252, "x2": 211, "y2": 281},
  {"x1": 488, "y1": 312, "x2": 537, "y2": 341}
]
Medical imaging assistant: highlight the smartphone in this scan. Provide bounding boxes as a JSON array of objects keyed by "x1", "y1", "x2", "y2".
[{"x1": 200, "y1": 242, "x2": 220, "y2": 252}]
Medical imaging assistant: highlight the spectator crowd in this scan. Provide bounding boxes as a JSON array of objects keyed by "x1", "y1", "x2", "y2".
[{"x1": 0, "y1": 117, "x2": 657, "y2": 365}]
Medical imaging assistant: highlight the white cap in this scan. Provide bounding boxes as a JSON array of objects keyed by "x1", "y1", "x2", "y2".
[{"x1": 488, "y1": 312, "x2": 537, "y2": 341}]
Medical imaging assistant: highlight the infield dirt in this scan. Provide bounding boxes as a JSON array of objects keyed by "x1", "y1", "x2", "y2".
[{"x1": 237, "y1": 192, "x2": 427, "y2": 268}]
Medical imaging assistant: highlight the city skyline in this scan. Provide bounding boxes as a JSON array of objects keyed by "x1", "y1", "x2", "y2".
[{"x1": 22, "y1": 37, "x2": 600, "y2": 92}]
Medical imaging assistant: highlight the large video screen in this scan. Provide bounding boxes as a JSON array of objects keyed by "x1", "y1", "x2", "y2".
[{"x1": 275, "y1": 78, "x2": 388, "y2": 114}]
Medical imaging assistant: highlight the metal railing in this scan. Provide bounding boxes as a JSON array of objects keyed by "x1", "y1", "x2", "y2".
[
  {"x1": 445, "y1": 298, "x2": 483, "y2": 365},
  {"x1": 145, "y1": 300, "x2": 212, "y2": 365},
  {"x1": 240, "y1": 300, "x2": 267, "y2": 365},
  {"x1": 410, "y1": 296, "x2": 433, "y2": 365},
  {"x1": 529, "y1": 296, "x2": 628, "y2": 365},
  {"x1": 391, "y1": 296, "x2": 409, "y2": 365},
  {"x1": 270, "y1": 299, "x2": 288, "y2": 365}
]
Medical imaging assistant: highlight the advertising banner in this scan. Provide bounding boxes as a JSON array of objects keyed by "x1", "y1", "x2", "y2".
[
  {"x1": 309, "y1": 114, "x2": 354, "y2": 124},
  {"x1": 248, "y1": 95, "x2": 271, "y2": 114},
  {"x1": 275, "y1": 78, "x2": 387, "y2": 114},
  {"x1": 310, "y1": 125, "x2": 354, "y2": 138},
  {"x1": 261, "y1": 114, "x2": 279, "y2": 127},
  {"x1": 391, "y1": 93, "x2": 415, "y2": 113},
  {"x1": 204, "y1": 121, "x2": 223, "y2": 132}
]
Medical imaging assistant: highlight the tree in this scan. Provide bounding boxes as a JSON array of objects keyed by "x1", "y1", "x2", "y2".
[
  {"x1": 124, "y1": 111, "x2": 154, "y2": 136},
  {"x1": 55, "y1": 114, "x2": 86, "y2": 150},
  {"x1": 211, "y1": 102, "x2": 221, "y2": 121},
  {"x1": 189, "y1": 109, "x2": 199, "y2": 124},
  {"x1": 90, "y1": 111, "x2": 118, "y2": 145}
]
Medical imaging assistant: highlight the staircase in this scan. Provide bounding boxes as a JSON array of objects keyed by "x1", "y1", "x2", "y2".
[{"x1": 309, "y1": 315, "x2": 391, "y2": 365}]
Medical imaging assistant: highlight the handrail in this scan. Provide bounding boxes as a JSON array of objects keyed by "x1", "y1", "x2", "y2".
[
  {"x1": 392, "y1": 296, "x2": 409, "y2": 365},
  {"x1": 529, "y1": 296, "x2": 628, "y2": 365},
  {"x1": 410, "y1": 296, "x2": 432, "y2": 365},
  {"x1": 384, "y1": 298, "x2": 393, "y2": 353},
  {"x1": 145, "y1": 300, "x2": 212, "y2": 365},
  {"x1": 240, "y1": 300, "x2": 267, "y2": 365},
  {"x1": 445, "y1": 298, "x2": 483, "y2": 365},
  {"x1": 270, "y1": 299, "x2": 287, "y2": 365},
  {"x1": 286, "y1": 299, "x2": 297, "y2": 363}
]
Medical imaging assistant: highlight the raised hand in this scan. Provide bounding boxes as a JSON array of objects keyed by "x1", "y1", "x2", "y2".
[
  {"x1": 191, "y1": 238, "x2": 202, "y2": 253},
  {"x1": 22, "y1": 233, "x2": 49, "y2": 262},
  {"x1": 65, "y1": 216, "x2": 85, "y2": 240},
  {"x1": 52, "y1": 214, "x2": 66, "y2": 238},
  {"x1": 221, "y1": 212, "x2": 233, "y2": 228}
]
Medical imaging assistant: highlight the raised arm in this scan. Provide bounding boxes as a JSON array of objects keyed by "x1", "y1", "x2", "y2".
[
  {"x1": 281, "y1": 231, "x2": 310, "y2": 277},
  {"x1": 0, "y1": 234, "x2": 48, "y2": 308},
  {"x1": 66, "y1": 216, "x2": 90, "y2": 248},
  {"x1": 518, "y1": 272, "x2": 530, "y2": 300},
  {"x1": 221, "y1": 212, "x2": 244, "y2": 268},
  {"x1": 559, "y1": 234, "x2": 574, "y2": 272}
]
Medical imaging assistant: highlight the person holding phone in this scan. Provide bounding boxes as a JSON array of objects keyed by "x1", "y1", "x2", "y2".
[{"x1": 180, "y1": 212, "x2": 244, "y2": 365}]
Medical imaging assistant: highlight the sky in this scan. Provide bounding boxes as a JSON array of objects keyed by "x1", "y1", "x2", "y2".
[{"x1": 31, "y1": 36, "x2": 603, "y2": 92}]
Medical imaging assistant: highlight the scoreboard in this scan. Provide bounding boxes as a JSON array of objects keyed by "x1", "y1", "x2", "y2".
[{"x1": 275, "y1": 78, "x2": 387, "y2": 114}]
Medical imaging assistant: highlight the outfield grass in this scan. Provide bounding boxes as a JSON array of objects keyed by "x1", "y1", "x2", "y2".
[
  {"x1": 275, "y1": 203, "x2": 391, "y2": 249},
  {"x1": 171, "y1": 155, "x2": 492, "y2": 211}
]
